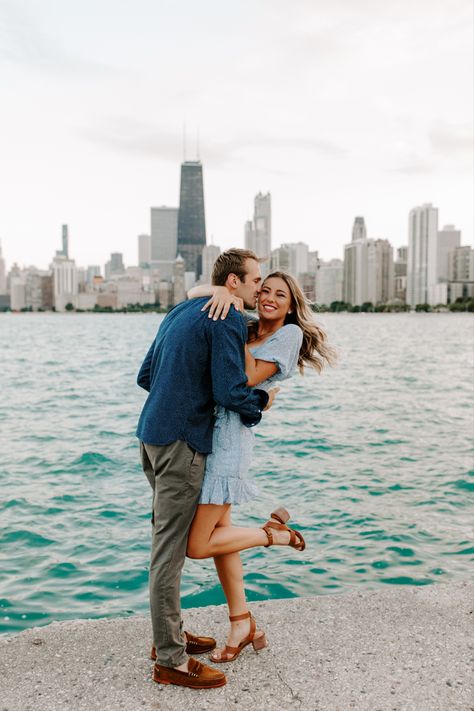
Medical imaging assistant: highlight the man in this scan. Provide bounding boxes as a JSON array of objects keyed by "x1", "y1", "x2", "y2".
[{"x1": 136, "y1": 248, "x2": 275, "y2": 690}]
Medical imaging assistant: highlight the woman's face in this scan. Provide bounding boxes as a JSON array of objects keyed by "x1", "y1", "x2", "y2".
[{"x1": 257, "y1": 276, "x2": 293, "y2": 321}]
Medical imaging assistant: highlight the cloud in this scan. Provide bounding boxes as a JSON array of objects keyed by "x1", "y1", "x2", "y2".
[
  {"x1": 388, "y1": 160, "x2": 436, "y2": 176},
  {"x1": 429, "y1": 123, "x2": 473, "y2": 157},
  {"x1": 78, "y1": 116, "x2": 348, "y2": 169},
  {"x1": 0, "y1": 0, "x2": 121, "y2": 78}
]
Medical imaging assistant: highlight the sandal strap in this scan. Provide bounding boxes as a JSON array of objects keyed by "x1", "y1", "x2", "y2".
[
  {"x1": 229, "y1": 611, "x2": 251, "y2": 622},
  {"x1": 248, "y1": 613, "x2": 256, "y2": 642},
  {"x1": 262, "y1": 525, "x2": 274, "y2": 546},
  {"x1": 222, "y1": 644, "x2": 240, "y2": 655},
  {"x1": 290, "y1": 529, "x2": 306, "y2": 551}
]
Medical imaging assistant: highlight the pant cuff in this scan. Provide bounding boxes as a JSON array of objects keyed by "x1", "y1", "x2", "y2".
[{"x1": 156, "y1": 651, "x2": 188, "y2": 668}]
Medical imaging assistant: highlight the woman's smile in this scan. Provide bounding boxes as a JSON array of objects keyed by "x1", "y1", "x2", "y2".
[{"x1": 257, "y1": 276, "x2": 293, "y2": 321}]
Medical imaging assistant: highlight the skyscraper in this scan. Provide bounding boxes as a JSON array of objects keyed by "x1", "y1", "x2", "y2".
[
  {"x1": 352, "y1": 216, "x2": 367, "y2": 242},
  {"x1": 434, "y1": 224, "x2": 461, "y2": 282},
  {"x1": 177, "y1": 161, "x2": 206, "y2": 277},
  {"x1": 272, "y1": 242, "x2": 308, "y2": 277},
  {"x1": 151, "y1": 208, "x2": 179, "y2": 262},
  {"x1": 138, "y1": 234, "x2": 151, "y2": 266},
  {"x1": 201, "y1": 244, "x2": 221, "y2": 282},
  {"x1": 394, "y1": 247, "x2": 408, "y2": 303},
  {"x1": 406, "y1": 203, "x2": 438, "y2": 306},
  {"x1": 62, "y1": 225, "x2": 69, "y2": 259},
  {"x1": 52, "y1": 255, "x2": 78, "y2": 311},
  {"x1": 244, "y1": 193, "x2": 271, "y2": 276},
  {"x1": 317, "y1": 259, "x2": 343, "y2": 306},
  {"x1": 104, "y1": 253, "x2": 125, "y2": 280},
  {"x1": 367, "y1": 239, "x2": 394, "y2": 304},
  {"x1": 343, "y1": 217, "x2": 368, "y2": 305},
  {"x1": 56, "y1": 225, "x2": 69, "y2": 258}
]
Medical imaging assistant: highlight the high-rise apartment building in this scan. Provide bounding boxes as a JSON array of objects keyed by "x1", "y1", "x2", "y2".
[
  {"x1": 10, "y1": 276, "x2": 26, "y2": 310},
  {"x1": 394, "y1": 246, "x2": 408, "y2": 303},
  {"x1": 0, "y1": 241, "x2": 6, "y2": 294},
  {"x1": 177, "y1": 161, "x2": 206, "y2": 277},
  {"x1": 367, "y1": 239, "x2": 394, "y2": 304},
  {"x1": 151, "y1": 208, "x2": 179, "y2": 262},
  {"x1": 448, "y1": 245, "x2": 474, "y2": 301},
  {"x1": 271, "y1": 242, "x2": 308, "y2": 277},
  {"x1": 201, "y1": 245, "x2": 221, "y2": 283},
  {"x1": 289, "y1": 242, "x2": 309, "y2": 277},
  {"x1": 138, "y1": 234, "x2": 151, "y2": 266},
  {"x1": 449, "y1": 245, "x2": 473, "y2": 282},
  {"x1": 308, "y1": 251, "x2": 319, "y2": 274},
  {"x1": 52, "y1": 255, "x2": 78, "y2": 311},
  {"x1": 271, "y1": 245, "x2": 290, "y2": 272},
  {"x1": 317, "y1": 259, "x2": 343, "y2": 305},
  {"x1": 429, "y1": 225, "x2": 462, "y2": 300},
  {"x1": 104, "y1": 253, "x2": 125, "y2": 281},
  {"x1": 25, "y1": 270, "x2": 53, "y2": 311},
  {"x1": 406, "y1": 203, "x2": 438, "y2": 306},
  {"x1": 86, "y1": 265, "x2": 101, "y2": 283},
  {"x1": 245, "y1": 193, "x2": 272, "y2": 275},
  {"x1": 343, "y1": 217, "x2": 368, "y2": 305}
]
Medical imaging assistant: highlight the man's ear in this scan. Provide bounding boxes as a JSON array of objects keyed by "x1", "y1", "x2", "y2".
[{"x1": 225, "y1": 273, "x2": 239, "y2": 289}]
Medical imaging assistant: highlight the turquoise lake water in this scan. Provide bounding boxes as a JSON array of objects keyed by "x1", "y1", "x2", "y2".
[{"x1": 0, "y1": 312, "x2": 473, "y2": 635}]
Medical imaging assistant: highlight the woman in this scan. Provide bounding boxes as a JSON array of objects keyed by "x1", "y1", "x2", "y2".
[{"x1": 185, "y1": 271, "x2": 335, "y2": 662}]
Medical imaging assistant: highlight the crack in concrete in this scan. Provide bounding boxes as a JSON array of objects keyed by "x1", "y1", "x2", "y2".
[{"x1": 275, "y1": 666, "x2": 304, "y2": 708}]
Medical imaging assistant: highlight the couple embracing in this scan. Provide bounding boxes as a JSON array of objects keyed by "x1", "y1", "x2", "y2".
[{"x1": 136, "y1": 248, "x2": 334, "y2": 690}]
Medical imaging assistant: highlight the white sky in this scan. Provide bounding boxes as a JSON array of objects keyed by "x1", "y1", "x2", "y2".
[{"x1": 0, "y1": 0, "x2": 472, "y2": 270}]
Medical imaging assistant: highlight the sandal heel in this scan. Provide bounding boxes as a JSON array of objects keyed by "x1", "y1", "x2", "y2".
[
  {"x1": 252, "y1": 633, "x2": 267, "y2": 651},
  {"x1": 270, "y1": 507, "x2": 290, "y2": 525}
]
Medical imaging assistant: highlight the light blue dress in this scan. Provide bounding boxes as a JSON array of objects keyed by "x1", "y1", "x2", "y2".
[{"x1": 199, "y1": 323, "x2": 303, "y2": 505}]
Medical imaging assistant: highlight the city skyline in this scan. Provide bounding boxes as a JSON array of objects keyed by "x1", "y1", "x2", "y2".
[
  {"x1": 0, "y1": 200, "x2": 467, "y2": 274},
  {"x1": 0, "y1": 0, "x2": 472, "y2": 269},
  {"x1": 2, "y1": 196, "x2": 473, "y2": 313}
]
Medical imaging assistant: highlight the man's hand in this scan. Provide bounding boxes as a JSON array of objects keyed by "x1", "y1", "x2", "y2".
[
  {"x1": 263, "y1": 386, "x2": 280, "y2": 411},
  {"x1": 202, "y1": 286, "x2": 244, "y2": 320}
]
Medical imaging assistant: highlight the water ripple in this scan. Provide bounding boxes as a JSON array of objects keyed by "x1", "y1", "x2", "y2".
[{"x1": 0, "y1": 312, "x2": 473, "y2": 635}]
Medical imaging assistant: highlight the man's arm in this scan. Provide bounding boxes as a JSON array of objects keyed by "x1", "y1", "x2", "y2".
[
  {"x1": 136, "y1": 337, "x2": 156, "y2": 392},
  {"x1": 210, "y1": 314, "x2": 269, "y2": 427}
]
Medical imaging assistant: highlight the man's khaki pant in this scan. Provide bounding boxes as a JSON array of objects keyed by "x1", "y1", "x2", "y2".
[{"x1": 140, "y1": 440, "x2": 206, "y2": 667}]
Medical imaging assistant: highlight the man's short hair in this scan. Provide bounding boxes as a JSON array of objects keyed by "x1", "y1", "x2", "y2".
[{"x1": 211, "y1": 248, "x2": 262, "y2": 286}]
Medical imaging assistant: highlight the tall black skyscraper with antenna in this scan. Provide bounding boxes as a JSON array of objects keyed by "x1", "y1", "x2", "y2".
[{"x1": 177, "y1": 160, "x2": 206, "y2": 277}]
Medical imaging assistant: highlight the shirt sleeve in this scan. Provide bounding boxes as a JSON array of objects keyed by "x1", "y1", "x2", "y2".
[
  {"x1": 209, "y1": 312, "x2": 269, "y2": 427},
  {"x1": 254, "y1": 324, "x2": 303, "y2": 378},
  {"x1": 136, "y1": 336, "x2": 156, "y2": 392}
]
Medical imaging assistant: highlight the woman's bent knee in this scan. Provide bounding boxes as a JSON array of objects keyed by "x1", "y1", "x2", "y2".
[{"x1": 186, "y1": 543, "x2": 208, "y2": 560}]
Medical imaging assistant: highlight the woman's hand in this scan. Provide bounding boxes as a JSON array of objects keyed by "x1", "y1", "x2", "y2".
[
  {"x1": 263, "y1": 386, "x2": 280, "y2": 411},
  {"x1": 202, "y1": 287, "x2": 244, "y2": 321}
]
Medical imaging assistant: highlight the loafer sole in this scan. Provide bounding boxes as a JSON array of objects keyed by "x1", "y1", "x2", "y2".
[{"x1": 152, "y1": 670, "x2": 227, "y2": 689}]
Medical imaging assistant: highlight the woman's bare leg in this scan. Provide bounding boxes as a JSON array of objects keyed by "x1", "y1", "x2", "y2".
[
  {"x1": 186, "y1": 503, "x2": 289, "y2": 560},
  {"x1": 187, "y1": 505, "x2": 268, "y2": 659}
]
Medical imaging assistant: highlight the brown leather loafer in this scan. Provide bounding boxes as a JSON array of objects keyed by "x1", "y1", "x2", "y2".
[
  {"x1": 150, "y1": 631, "x2": 216, "y2": 661},
  {"x1": 153, "y1": 657, "x2": 226, "y2": 689}
]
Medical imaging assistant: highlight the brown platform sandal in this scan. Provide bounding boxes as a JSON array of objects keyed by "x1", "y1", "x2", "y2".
[
  {"x1": 262, "y1": 507, "x2": 306, "y2": 551},
  {"x1": 209, "y1": 612, "x2": 267, "y2": 663}
]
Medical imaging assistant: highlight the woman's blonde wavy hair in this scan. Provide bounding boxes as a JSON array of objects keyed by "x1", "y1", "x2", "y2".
[{"x1": 248, "y1": 271, "x2": 337, "y2": 374}]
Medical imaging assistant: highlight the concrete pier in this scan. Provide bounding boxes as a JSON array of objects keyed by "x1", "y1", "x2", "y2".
[{"x1": 1, "y1": 582, "x2": 472, "y2": 711}]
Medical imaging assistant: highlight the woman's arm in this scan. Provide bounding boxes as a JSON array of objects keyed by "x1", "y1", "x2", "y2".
[
  {"x1": 188, "y1": 284, "x2": 244, "y2": 320},
  {"x1": 187, "y1": 283, "x2": 215, "y2": 299},
  {"x1": 245, "y1": 343, "x2": 278, "y2": 386}
]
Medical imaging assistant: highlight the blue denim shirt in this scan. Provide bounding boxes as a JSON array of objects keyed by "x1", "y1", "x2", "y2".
[{"x1": 136, "y1": 298, "x2": 269, "y2": 453}]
